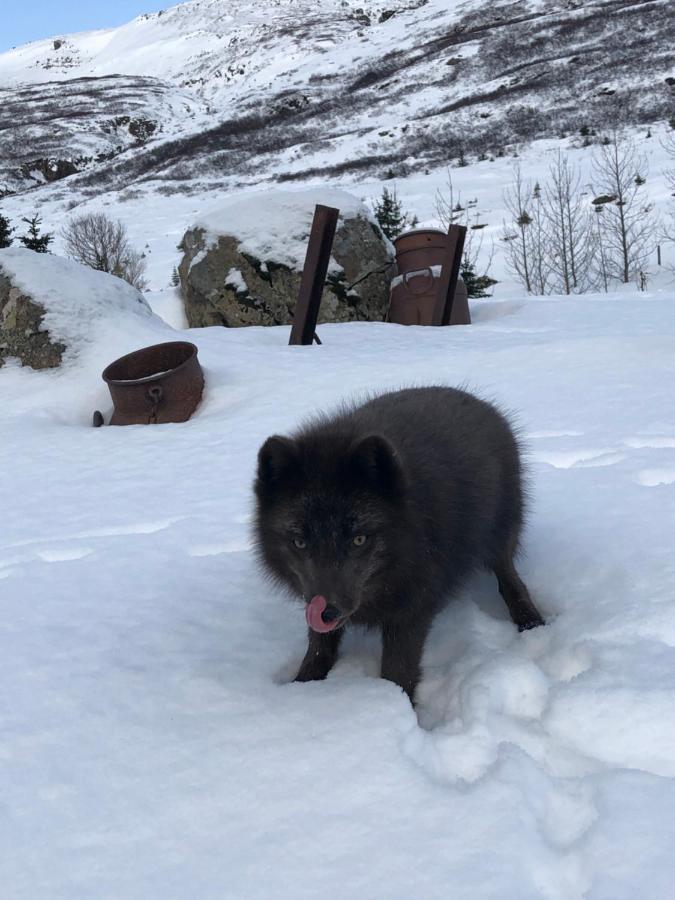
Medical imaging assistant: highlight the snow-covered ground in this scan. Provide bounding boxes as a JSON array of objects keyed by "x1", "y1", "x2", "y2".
[{"x1": 2, "y1": 241, "x2": 675, "y2": 896}]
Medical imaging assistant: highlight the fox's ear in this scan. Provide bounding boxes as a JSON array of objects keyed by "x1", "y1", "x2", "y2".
[
  {"x1": 350, "y1": 434, "x2": 405, "y2": 495},
  {"x1": 257, "y1": 435, "x2": 298, "y2": 487}
]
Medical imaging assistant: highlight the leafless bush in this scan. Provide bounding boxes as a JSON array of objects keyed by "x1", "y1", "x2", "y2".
[
  {"x1": 63, "y1": 212, "x2": 147, "y2": 290},
  {"x1": 503, "y1": 136, "x2": 660, "y2": 295},
  {"x1": 120, "y1": 249, "x2": 147, "y2": 291},
  {"x1": 543, "y1": 151, "x2": 595, "y2": 294},
  {"x1": 502, "y1": 165, "x2": 551, "y2": 295},
  {"x1": 591, "y1": 132, "x2": 657, "y2": 286},
  {"x1": 435, "y1": 169, "x2": 496, "y2": 296},
  {"x1": 502, "y1": 155, "x2": 595, "y2": 295},
  {"x1": 660, "y1": 130, "x2": 675, "y2": 256}
]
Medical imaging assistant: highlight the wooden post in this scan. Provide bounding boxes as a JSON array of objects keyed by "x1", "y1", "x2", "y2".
[
  {"x1": 289, "y1": 204, "x2": 340, "y2": 346},
  {"x1": 431, "y1": 224, "x2": 467, "y2": 326}
]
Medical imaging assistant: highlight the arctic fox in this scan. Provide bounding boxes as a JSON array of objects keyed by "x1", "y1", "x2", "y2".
[{"x1": 254, "y1": 387, "x2": 544, "y2": 703}]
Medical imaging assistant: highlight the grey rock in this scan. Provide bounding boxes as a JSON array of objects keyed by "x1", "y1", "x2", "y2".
[
  {"x1": 178, "y1": 215, "x2": 394, "y2": 329},
  {"x1": 0, "y1": 273, "x2": 65, "y2": 369}
]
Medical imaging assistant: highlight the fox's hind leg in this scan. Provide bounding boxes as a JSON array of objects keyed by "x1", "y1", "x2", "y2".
[
  {"x1": 493, "y1": 549, "x2": 544, "y2": 631},
  {"x1": 295, "y1": 628, "x2": 343, "y2": 683}
]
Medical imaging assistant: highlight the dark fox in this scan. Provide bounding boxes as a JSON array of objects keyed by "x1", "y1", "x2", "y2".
[{"x1": 254, "y1": 386, "x2": 544, "y2": 704}]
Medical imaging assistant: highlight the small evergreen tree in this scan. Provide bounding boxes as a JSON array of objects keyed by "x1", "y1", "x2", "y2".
[
  {"x1": 373, "y1": 187, "x2": 418, "y2": 240},
  {"x1": 460, "y1": 260, "x2": 496, "y2": 298},
  {"x1": 0, "y1": 210, "x2": 13, "y2": 248},
  {"x1": 19, "y1": 215, "x2": 53, "y2": 253},
  {"x1": 171, "y1": 266, "x2": 180, "y2": 287}
]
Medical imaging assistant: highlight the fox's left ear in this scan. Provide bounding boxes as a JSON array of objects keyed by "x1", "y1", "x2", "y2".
[{"x1": 350, "y1": 434, "x2": 406, "y2": 496}]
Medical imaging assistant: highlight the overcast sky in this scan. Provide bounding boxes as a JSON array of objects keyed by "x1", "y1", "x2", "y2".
[{"x1": 2, "y1": 1, "x2": 170, "y2": 52}]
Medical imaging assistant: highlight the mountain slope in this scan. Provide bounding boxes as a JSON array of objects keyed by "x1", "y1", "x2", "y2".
[{"x1": 1, "y1": 0, "x2": 672, "y2": 197}]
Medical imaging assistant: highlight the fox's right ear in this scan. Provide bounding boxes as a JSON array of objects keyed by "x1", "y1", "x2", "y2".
[{"x1": 256, "y1": 435, "x2": 298, "y2": 487}]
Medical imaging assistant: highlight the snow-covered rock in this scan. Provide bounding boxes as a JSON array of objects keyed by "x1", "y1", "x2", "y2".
[
  {"x1": 178, "y1": 188, "x2": 394, "y2": 327},
  {"x1": 0, "y1": 248, "x2": 153, "y2": 368}
]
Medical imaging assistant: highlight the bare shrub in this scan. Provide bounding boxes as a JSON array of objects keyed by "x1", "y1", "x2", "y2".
[
  {"x1": 502, "y1": 168, "x2": 551, "y2": 295},
  {"x1": 435, "y1": 169, "x2": 496, "y2": 296},
  {"x1": 660, "y1": 130, "x2": 675, "y2": 256},
  {"x1": 591, "y1": 132, "x2": 657, "y2": 285},
  {"x1": 63, "y1": 212, "x2": 147, "y2": 289},
  {"x1": 503, "y1": 156, "x2": 595, "y2": 295},
  {"x1": 502, "y1": 165, "x2": 534, "y2": 293},
  {"x1": 543, "y1": 151, "x2": 595, "y2": 294}
]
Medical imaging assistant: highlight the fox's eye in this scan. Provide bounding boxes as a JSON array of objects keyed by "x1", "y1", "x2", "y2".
[
  {"x1": 293, "y1": 537, "x2": 306, "y2": 549},
  {"x1": 353, "y1": 534, "x2": 367, "y2": 547}
]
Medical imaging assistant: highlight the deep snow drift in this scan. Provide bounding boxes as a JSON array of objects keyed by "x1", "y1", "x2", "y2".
[{"x1": 1, "y1": 266, "x2": 675, "y2": 897}]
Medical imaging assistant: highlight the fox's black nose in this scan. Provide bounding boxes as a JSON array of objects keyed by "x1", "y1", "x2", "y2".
[{"x1": 321, "y1": 604, "x2": 341, "y2": 623}]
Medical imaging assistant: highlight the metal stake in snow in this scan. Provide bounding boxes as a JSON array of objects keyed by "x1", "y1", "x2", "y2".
[
  {"x1": 289, "y1": 204, "x2": 340, "y2": 346},
  {"x1": 431, "y1": 224, "x2": 467, "y2": 327}
]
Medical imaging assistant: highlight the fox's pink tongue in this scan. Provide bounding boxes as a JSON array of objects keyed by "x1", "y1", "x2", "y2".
[{"x1": 306, "y1": 595, "x2": 339, "y2": 633}]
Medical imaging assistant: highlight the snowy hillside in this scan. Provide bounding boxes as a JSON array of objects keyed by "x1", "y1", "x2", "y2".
[
  {"x1": 2, "y1": 256, "x2": 675, "y2": 895},
  {"x1": 0, "y1": 75, "x2": 204, "y2": 195},
  {"x1": 1, "y1": 0, "x2": 673, "y2": 194}
]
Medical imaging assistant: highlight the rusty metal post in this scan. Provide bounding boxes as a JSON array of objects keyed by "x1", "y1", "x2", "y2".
[
  {"x1": 431, "y1": 224, "x2": 467, "y2": 326},
  {"x1": 289, "y1": 204, "x2": 340, "y2": 345}
]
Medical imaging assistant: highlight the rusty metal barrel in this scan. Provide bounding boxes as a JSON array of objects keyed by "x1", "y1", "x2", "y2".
[
  {"x1": 100, "y1": 341, "x2": 204, "y2": 425},
  {"x1": 388, "y1": 268, "x2": 469, "y2": 325},
  {"x1": 388, "y1": 229, "x2": 471, "y2": 326},
  {"x1": 393, "y1": 229, "x2": 449, "y2": 276}
]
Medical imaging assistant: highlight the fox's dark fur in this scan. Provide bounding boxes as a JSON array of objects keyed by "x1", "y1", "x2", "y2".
[{"x1": 254, "y1": 387, "x2": 544, "y2": 703}]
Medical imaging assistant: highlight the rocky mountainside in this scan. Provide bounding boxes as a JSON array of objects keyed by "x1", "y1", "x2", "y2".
[{"x1": 1, "y1": 0, "x2": 673, "y2": 199}]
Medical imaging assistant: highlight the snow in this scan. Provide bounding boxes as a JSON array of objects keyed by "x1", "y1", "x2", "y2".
[
  {"x1": 391, "y1": 264, "x2": 443, "y2": 288},
  {"x1": 225, "y1": 267, "x2": 248, "y2": 293},
  {"x1": 145, "y1": 287, "x2": 189, "y2": 331},
  {"x1": 196, "y1": 187, "x2": 374, "y2": 273},
  {"x1": 2, "y1": 256, "x2": 675, "y2": 896},
  {"x1": 0, "y1": 248, "x2": 156, "y2": 363}
]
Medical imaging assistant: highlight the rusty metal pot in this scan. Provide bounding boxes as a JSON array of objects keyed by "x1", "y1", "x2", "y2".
[
  {"x1": 393, "y1": 229, "x2": 449, "y2": 276},
  {"x1": 98, "y1": 341, "x2": 204, "y2": 426},
  {"x1": 388, "y1": 268, "x2": 470, "y2": 326}
]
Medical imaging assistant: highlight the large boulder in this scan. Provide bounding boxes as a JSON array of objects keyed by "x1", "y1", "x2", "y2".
[
  {"x1": 178, "y1": 188, "x2": 394, "y2": 328},
  {"x1": 0, "y1": 248, "x2": 153, "y2": 369}
]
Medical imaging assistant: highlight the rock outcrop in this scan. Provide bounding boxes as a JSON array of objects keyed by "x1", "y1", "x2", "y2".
[{"x1": 178, "y1": 189, "x2": 394, "y2": 328}]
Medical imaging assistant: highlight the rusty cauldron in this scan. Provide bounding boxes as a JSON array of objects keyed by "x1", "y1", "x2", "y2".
[
  {"x1": 97, "y1": 341, "x2": 204, "y2": 426},
  {"x1": 388, "y1": 229, "x2": 471, "y2": 326}
]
